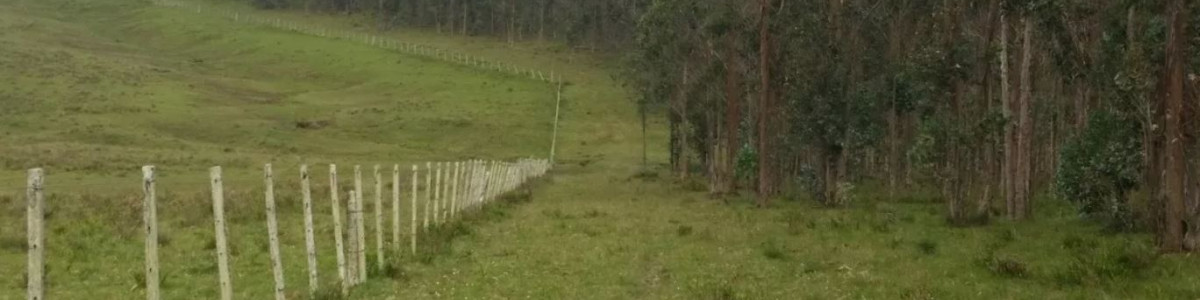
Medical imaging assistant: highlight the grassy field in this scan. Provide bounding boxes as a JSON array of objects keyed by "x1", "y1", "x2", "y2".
[{"x1": 2, "y1": 0, "x2": 1200, "y2": 299}]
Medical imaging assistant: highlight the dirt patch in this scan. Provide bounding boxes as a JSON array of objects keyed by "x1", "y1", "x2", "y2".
[{"x1": 194, "y1": 77, "x2": 286, "y2": 104}]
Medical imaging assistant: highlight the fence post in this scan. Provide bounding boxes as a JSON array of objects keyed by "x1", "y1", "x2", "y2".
[
  {"x1": 550, "y1": 81, "x2": 563, "y2": 164},
  {"x1": 486, "y1": 161, "x2": 496, "y2": 202},
  {"x1": 410, "y1": 165, "x2": 419, "y2": 255},
  {"x1": 444, "y1": 163, "x2": 451, "y2": 219},
  {"x1": 433, "y1": 163, "x2": 441, "y2": 225},
  {"x1": 264, "y1": 164, "x2": 286, "y2": 300},
  {"x1": 449, "y1": 162, "x2": 458, "y2": 219},
  {"x1": 142, "y1": 166, "x2": 160, "y2": 300},
  {"x1": 209, "y1": 167, "x2": 233, "y2": 300},
  {"x1": 301, "y1": 165, "x2": 319, "y2": 296},
  {"x1": 449, "y1": 162, "x2": 456, "y2": 217},
  {"x1": 452, "y1": 161, "x2": 461, "y2": 216},
  {"x1": 353, "y1": 166, "x2": 367, "y2": 282},
  {"x1": 345, "y1": 186, "x2": 358, "y2": 286},
  {"x1": 26, "y1": 168, "x2": 44, "y2": 300},
  {"x1": 475, "y1": 160, "x2": 484, "y2": 209},
  {"x1": 373, "y1": 165, "x2": 384, "y2": 270},
  {"x1": 392, "y1": 165, "x2": 401, "y2": 253},
  {"x1": 423, "y1": 162, "x2": 431, "y2": 230},
  {"x1": 329, "y1": 165, "x2": 347, "y2": 294}
]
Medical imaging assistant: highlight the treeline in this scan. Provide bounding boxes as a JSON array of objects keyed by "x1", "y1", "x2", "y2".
[
  {"x1": 247, "y1": 0, "x2": 646, "y2": 49},
  {"x1": 627, "y1": 0, "x2": 1200, "y2": 252},
  {"x1": 242, "y1": 0, "x2": 1200, "y2": 252}
]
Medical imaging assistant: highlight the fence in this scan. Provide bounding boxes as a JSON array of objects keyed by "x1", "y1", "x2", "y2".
[
  {"x1": 21, "y1": 158, "x2": 550, "y2": 299},
  {"x1": 151, "y1": 0, "x2": 565, "y2": 85}
]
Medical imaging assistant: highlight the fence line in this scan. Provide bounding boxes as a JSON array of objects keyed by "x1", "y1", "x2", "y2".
[
  {"x1": 19, "y1": 158, "x2": 550, "y2": 298},
  {"x1": 151, "y1": 0, "x2": 565, "y2": 85}
]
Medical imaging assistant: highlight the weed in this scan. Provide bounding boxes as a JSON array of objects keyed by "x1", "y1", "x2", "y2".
[
  {"x1": 900, "y1": 286, "x2": 937, "y2": 300},
  {"x1": 709, "y1": 284, "x2": 739, "y2": 300},
  {"x1": 631, "y1": 170, "x2": 659, "y2": 182},
  {"x1": 680, "y1": 177, "x2": 707, "y2": 192},
  {"x1": 312, "y1": 285, "x2": 346, "y2": 300},
  {"x1": 1062, "y1": 235, "x2": 1099, "y2": 252},
  {"x1": 543, "y1": 209, "x2": 571, "y2": 219},
  {"x1": 1053, "y1": 239, "x2": 1159, "y2": 286},
  {"x1": 501, "y1": 189, "x2": 532, "y2": 203},
  {"x1": 0, "y1": 236, "x2": 25, "y2": 252},
  {"x1": 676, "y1": 225, "x2": 693, "y2": 237},
  {"x1": 371, "y1": 261, "x2": 409, "y2": 281},
  {"x1": 985, "y1": 255, "x2": 1030, "y2": 278},
  {"x1": 761, "y1": 239, "x2": 788, "y2": 261},
  {"x1": 582, "y1": 209, "x2": 605, "y2": 218},
  {"x1": 294, "y1": 119, "x2": 331, "y2": 130},
  {"x1": 782, "y1": 210, "x2": 806, "y2": 236},
  {"x1": 916, "y1": 239, "x2": 938, "y2": 256}
]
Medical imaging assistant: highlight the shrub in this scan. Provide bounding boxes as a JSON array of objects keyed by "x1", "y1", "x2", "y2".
[
  {"x1": 1055, "y1": 111, "x2": 1142, "y2": 230},
  {"x1": 1053, "y1": 239, "x2": 1159, "y2": 286},
  {"x1": 986, "y1": 256, "x2": 1030, "y2": 278}
]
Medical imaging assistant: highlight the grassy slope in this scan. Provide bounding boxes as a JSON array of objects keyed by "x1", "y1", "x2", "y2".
[
  {"x1": 0, "y1": 0, "x2": 568, "y2": 298},
  {"x1": 1, "y1": 0, "x2": 1199, "y2": 299}
]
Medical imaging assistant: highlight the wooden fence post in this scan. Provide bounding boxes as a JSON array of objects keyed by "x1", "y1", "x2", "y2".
[
  {"x1": 423, "y1": 163, "x2": 431, "y2": 230},
  {"x1": 345, "y1": 186, "x2": 358, "y2": 286},
  {"x1": 264, "y1": 164, "x2": 286, "y2": 300},
  {"x1": 482, "y1": 162, "x2": 491, "y2": 203},
  {"x1": 450, "y1": 162, "x2": 459, "y2": 219},
  {"x1": 392, "y1": 165, "x2": 401, "y2": 253},
  {"x1": 353, "y1": 165, "x2": 367, "y2": 282},
  {"x1": 475, "y1": 160, "x2": 484, "y2": 209},
  {"x1": 447, "y1": 162, "x2": 454, "y2": 218},
  {"x1": 209, "y1": 167, "x2": 233, "y2": 300},
  {"x1": 301, "y1": 165, "x2": 319, "y2": 296},
  {"x1": 433, "y1": 163, "x2": 441, "y2": 225},
  {"x1": 486, "y1": 161, "x2": 495, "y2": 202},
  {"x1": 142, "y1": 166, "x2": 160, "y2": 300},
  {"x1": 329, "y1": 165, "x2": 347, "y2": 294},
  {"x1": 373, "y1": 165, "x2": 384, "y2": 270},
  {"x1": 441, "y1": 162, "x2": 450, "y2": 220},
  {"x1": 26, "y1": 168, "x2": 44, "y2": 300},
  {"x1": 410, "y1": 165, "x2": 418, "y2": 255}
]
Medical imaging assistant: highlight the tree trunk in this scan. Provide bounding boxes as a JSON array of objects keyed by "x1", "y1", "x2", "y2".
[
  {"x1": 674, "y1": 63, "x2": 692, "y2": 180},
  {"x1": 447, "y1": 0, "x2": 455, "y2": 33},
  {"x1": 1161, "y1": 0, "x2": 1188, "y2": 252},
  {"x1": 538, "y1": 0, "x2": 547, "y2": 41},
  {"x1": 1015, "y1": 16, "x2": 1035, "y2": 219},
  {"x1": 822, "y1": 147, "x2": 842, "y2": 206},
  {"x1": 723, "y1": 36, "x2": 742, "y2": 194},
  {"x1": 508, "y1": 0, "x2": 516, "y2": 45},
  {"x1": 756, "y1": 0, "x2": 773, "y2": 206},
  {"x1": 888, "y1": 93, "x2": 899, "y2": 199},
  {"x1": 1000, "y1": 10, "x2": 1016, "y2": 219}
]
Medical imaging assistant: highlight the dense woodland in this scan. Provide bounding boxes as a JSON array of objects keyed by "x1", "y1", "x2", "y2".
[{"x1": 248, "y1": 0, "x2": 1199, "y2": 253}]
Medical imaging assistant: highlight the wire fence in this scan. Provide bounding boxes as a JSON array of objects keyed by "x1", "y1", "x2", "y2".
[
  {"x1": 17, "y1": 158, "x2": 550, "y2": 299},
  {"x1": 152, "y1": 0, "x2": 566, "y2": 86},
  {"x1": 8, "y1": 2, "x2": 571, "y2": 298}
]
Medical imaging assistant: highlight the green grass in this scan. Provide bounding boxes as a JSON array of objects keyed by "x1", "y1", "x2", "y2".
[{"x1": 2, "y1": 0, "x2": 1200, "y2": 299}]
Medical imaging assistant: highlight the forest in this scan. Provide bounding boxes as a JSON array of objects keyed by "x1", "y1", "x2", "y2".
[{"x1": 242, "y1": 0, "x2": 1200, "y2": 252}]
